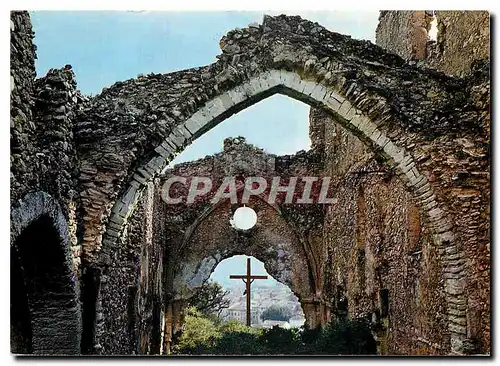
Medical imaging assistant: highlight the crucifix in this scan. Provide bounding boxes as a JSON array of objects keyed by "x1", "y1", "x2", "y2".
[{"x1": 229, "y1": 257, "x2": 268, "y2": 326}]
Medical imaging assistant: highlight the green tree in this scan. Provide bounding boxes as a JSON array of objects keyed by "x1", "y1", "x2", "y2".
[
  {"x1": 314, "y1": 318, "x2": 377, "y2": 355},
  {"x1": 187, "y1": 282, "x2": 230, "y2": 318},
  {"x1": 218, "y1": 319, "x2": 253, "y2": 334},
  {"x1": 209, "y1": 331, "x2": 264, "y2": 355},
  {"x1": 172, "y1": 307, "x2": 377, "y2": 356},
  {"x1": 171, "y1": 307, "x2": 220, "y2": 354},
  {"x1": 259, "y1": 326, "x2": 300, "y2": 354},
  {"x1": 260, "y1": 305, "x2": 293, "y2": 322}
]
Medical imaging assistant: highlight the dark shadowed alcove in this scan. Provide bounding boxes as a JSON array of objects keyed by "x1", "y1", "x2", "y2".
[{"x1": 10, "y1": 192, "x2": 81, "y2": 355}]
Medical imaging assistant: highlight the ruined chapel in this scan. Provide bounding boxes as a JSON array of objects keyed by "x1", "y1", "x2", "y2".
[{"x1": 10, "y1": 11, "x2": 490, "y2": 355}]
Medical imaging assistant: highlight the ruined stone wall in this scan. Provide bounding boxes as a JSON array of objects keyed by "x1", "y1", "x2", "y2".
[
  {"x1": 311, "y1": 67, "x2": 489, "y2": 353},
  {"x1": 376, "y1": 11, "x2": 490, "y2": 77},
  {"x1": 10, "y1": 11, "x2": 83, "y2": 354},
  {"x1": 92, "y1": 181, "x2": 164, "y2": 355},
  {"x1": 374, "y1": 10, "x2": 490, "y2": 353},
  {"x1": 11, "y1": 12, "x2": 490, "y2": 355},
  {"x1": 156, "y1": 138, "x2": 323, "y2": 308},
  {"x1": 11, "y1": 11, "x2": 37, "y2": 204},
  {"x1": 93, "y1": 183, "x2": 149, "y2": 354},
  {"x1": 10, "y1": 11, "x2": 84, "y2": 272},
  {"x1": 376, "y1": 11, "x2": 430, "y2": 62},
  {"x1": 319, "y1": 115, "x2": 449, "y2": 353}
]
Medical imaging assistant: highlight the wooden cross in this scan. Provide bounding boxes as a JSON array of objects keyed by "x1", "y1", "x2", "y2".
[{"x1": 229, "y1": 257, "x2": 268, "y2": 326}]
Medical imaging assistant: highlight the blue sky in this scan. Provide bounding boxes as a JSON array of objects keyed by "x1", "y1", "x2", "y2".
[
  {"x1": 210, "y1": 255, "x2": 279, "y2": 288},
  {"x1": 30, "y1": 10, "x2": 379, "y2": 287}
]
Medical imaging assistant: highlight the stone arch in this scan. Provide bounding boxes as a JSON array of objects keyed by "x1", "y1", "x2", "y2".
[
  {"x1": 10, "y1": 191, "x2": 81, "y2": 354},
  {"x1": 169, "y1": 193, "x2": 318, "y2": 327},
  {"x1": 79, "y1": 15, "x2": 476, "y2": 353},
  {"x1": 99, "y1": 68, "x2": 464, "y2": 351},
  {"x1": 179, "y1": 190, "x2": 320, "y2": 292}
]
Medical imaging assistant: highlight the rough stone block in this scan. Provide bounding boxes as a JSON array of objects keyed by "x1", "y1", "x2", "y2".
[
  {"x1": 448, "y1": 301, "x2": 467, "y2": 311},
  {"x1": 153, "y1": 156, "x2": 167, "y2": 170},
  {"x1": 167, "y1": 133, "x2": 184, "y2": 148},
  {"x1": 163, "y1": 139, "x2": 177, "y2": 150},
  {"x1": 107, "y1": 220, "x2": 122, "y2": 231},
  {"x1": 111, "y1": 201, "x2": 124, "y2": 215},
  {"x1": 433, "y1": 219, "x2": 453, "y2": 234},
  {"x1": 133, "y1": 173, "x2": 148, "y2": 185},
  {"x1": 398, "y1": 154, "x2": 413, "y2": 170},
  {"x1": 420, "y1": 193, "x2": 436, "y2": 206},
  {"x1": 345, "y1": 105, "x2": 358, "y2": 120},
  {"x1": 404, "y1": 164, "x2": 417, "y2": 180},
  {"x1": 144, "y1": 159, "x2": 158, "y2": 175},
  {"x1": 279, "y1": 70, "x2": 300, "y2": 89},
  {"x1": 107, "y1": 228, "x2": 121, "y2": 238},
  {"x1": 374, "y1": 131, "x2": 390, "y2": 148},
  {"x1": 288, "y1": 75, "x2": 307, "y2": 94},
  {"x1": 383, "y1": 141, "x2": 405, "y2": 164},
  {"x1": 176, "y1": 125, "x2": 192, "y2": 139},
  {"x1": 445, "y1": 278, "x2": 465, "y2": 295},
  {"x1": 109, "y1": 214, "x2": 124, "y2": 228},
  {"x1": 449, "y1": 323, "x2": 467, "y2": 335},
  {"x1": 204, "y1": 97, "x2": 225, "y2": 119},
  {"x1": 137, "y1": 167, "x2": 153, "y2": 181},
  {"x1": 428, "y1": 207, "x2": 444, "y2": 219},
  {"x1": 185, "y1": 114, "x2": 206, "y2": 135},
  {"x1": 246, "y1": 77, "x2": 266, "y2": 96},
  {"x1": 326, "y1": 96, "x2": 342, "y2": 112},
  {"x1": 444, "y1": 263, "x2": 466, "y2": 275},
  {"x1": 155, "y1": 143, "x2": 173, "y2": 158},
  {"x1": 414, "y1": 181, "x2": 431, "y2": 197},
  {"x1": 310, "y1": 84, "x2": 329, "y2": 102},
  {"x1": 417, "y1": 188, "x2": 434, "y2": 203},
  {"x1": 338, "y1": 100, "x2": 352, "y2": 118},
  {"x1": 227, "y1": 85, "x2": 248, "y2": 105},
  {"x1": 448, "y1": 315, "x2": 467, "y2": 326},
  {"x1": 259, "y1": 70, "x2": 280, "y2": 90},
  {"x1": 424, "y1": 199, "x2": 438, "y2": 211},
  {"x1": 369, "y1": 128, "x2": 382, "y2": 143},
  {"x1": 329, "y1": 90, "x2": 345, "y2": 103},
  {"x1": 411, "y1": 174, "x2": 427, "y2": 189},
  {"x1": 358, "y1": 117, "x2": 377, "y2": 136},
  {"x1": 406, "y1": 169, "x2": 424, "y2": 187},
  {"x1": 437, "y1": 231, "x2": 455, "y2": 246},
  {"x1": 218, "y1": 92, "x2": 236, "y2": 111},
  {"x1": 302, "y1": 80, "x2": 317, "y2": 96},
  {"x1": 401, "y1": 161, "x2": 416, "y2": 175},
  {"x1": 408, "y1": 166, "x2": 420, "y2": 180},
  {"x1": 122, "y1": 186, "x2": 137, "y2": 205}
]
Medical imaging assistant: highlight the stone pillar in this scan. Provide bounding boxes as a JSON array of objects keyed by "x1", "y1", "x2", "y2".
[
  {"x1": 162, "y1": 302, "x2": 173, "y2": 355},
  {"x1": 302, "y1": 298, "x2": 329, "y2": 329}
]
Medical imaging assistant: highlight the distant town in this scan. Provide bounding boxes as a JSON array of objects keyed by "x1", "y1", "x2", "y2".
[{"x1": 218, "y1": 281, "x2": 306, "y2": 329}]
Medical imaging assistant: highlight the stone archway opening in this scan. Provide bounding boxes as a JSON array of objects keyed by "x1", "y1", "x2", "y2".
[
  {"x1": 166, "y1": 94, "x2": 311, "y2": 168},
  {"x1": 84, "y1": 14, "x2": 484, "y2": 355},
  {"x1": 11, "y1": 214, "x2": 77, "y2": 355},
  {"x1": 210, "y1": 254, "x2": 306, "y2": 328}
]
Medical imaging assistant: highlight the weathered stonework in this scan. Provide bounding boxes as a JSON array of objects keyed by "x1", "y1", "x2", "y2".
[
  {"x1": 11, "y1": 191, "x2": 81, "y2": 354},
  {"x1": 377, "y1": 11, "x2": 490, "y2": 77},
  {"x1": 10, "y1": 11, "x2": 82, "y2": 355},
  {"x1": 10, "y1": 10, "x2": 490, "y2": 356},
  {"x1": 375, "y1": 10, "x2": 490, "y2": 354}
]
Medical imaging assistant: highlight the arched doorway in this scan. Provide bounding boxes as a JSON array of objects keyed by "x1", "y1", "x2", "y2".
[{"x1": 212, "y1": 255, "x2": 306, "y2": 329}]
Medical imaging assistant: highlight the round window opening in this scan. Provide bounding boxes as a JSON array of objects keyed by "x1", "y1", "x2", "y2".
[{"x1": 230, "y1": 206, "x2": 257, "y2": 230}]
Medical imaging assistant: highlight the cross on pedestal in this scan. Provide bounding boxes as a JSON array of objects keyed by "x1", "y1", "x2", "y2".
[{"x1": 229, "y1": 257, "x2": 268, "y2": 326}]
